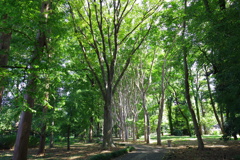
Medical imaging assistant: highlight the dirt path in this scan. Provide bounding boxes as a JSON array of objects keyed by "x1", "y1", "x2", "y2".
[{"x1": 114, "y1": 144, "x2": 167, "y2": 160}]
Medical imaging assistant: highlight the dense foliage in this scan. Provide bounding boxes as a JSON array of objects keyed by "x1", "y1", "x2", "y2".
[{"x1": 0, "y1": 0, "x2": 239, "y2": 158}]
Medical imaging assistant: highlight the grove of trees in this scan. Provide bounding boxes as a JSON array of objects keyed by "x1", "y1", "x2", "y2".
[{"x1": 0, "y1": 0, "x2": 239, "y2": 159}]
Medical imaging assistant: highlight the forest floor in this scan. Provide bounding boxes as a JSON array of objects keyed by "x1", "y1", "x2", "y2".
[
  {"x1": 0, "y1": 136, "x2": 240, "y2": 160},
  {"x1": 0, "y1": 142, "x2": 125, "y2": 160},
  {"x1": 163, "y1": 136, "x2": 240, "y2": 160}
]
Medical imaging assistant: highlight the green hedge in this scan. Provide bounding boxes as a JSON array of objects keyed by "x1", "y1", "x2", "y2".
[{"x1": 88, "y1": 146, "x2": 135, "y2": 160}]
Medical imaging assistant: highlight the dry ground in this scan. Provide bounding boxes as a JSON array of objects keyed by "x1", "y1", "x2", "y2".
[
  {"x1": 164, "y1": 138, "x2": 240, "y2": 160},
  {"x1": 1, "y1": 138, "x2": 240, "y2": 160},
  {"x1": 0, "y1": 143, "x2": 125, "y2": 160}
]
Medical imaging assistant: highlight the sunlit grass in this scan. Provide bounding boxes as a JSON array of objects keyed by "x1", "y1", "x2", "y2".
[{"x1": 148, "y1": 134, "x2": 223, "y2": 145}]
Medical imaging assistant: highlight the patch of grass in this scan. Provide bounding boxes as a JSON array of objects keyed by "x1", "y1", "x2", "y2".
[{"x1": 151, "y1": 135, "x2": 222, "y2": 142}]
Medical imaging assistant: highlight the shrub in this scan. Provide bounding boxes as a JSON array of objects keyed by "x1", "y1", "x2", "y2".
[
  {"x1": 0, "y1": 135, "x2": 16, "y2": 149},
  {"x1": 172, "y1": 129, "x2": 183, "y2": 136},
  {"x1": 0, "y1": 134, "x2": 40, "y2": 149}
]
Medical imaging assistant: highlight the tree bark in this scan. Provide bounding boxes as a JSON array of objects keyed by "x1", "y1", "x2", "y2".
[
  {"x1": 13, "y1": 110, "x2": 33, "y2": 160},
  {"x1": 89, "y1": 117, "x2": 93, "y2": 143},
  {"x1": 13, "y1": 2, "x2": 50, "y2": 159},
  {"x1": 191, "y1": 71, "x2": 202, "y2": 135},
  {"x1": 157, "y1": 61, "x2": 166, "y2": 145},
  {"x1": 37, "y1": 104, "x2": 48, "y2": 155},
  {"x1": 49, "y1": 121, "x2": 54, "y2": 148},
  {"x1": 204, "y1": 66, "x2": 224, "y2": 134},
  {"x1": 177, "y1": 106, "x2": 192, "y2": 137},
  {"x1": 102, "y1": 89, "x2": 113, "y2": 149},
  {"x1": 199, "y1": 94, "x2": 208, "y2": 134},
  {"x1": 142, "y1": 92, "x2": 150, "y2": 144},
  {"x1": 167, "y1": 98, "x2": 174, "y2": 135},
  {"x1": 183, "y1": 49, "x2": 204, "y2": 149},
  {"x1": 67, "y1": 125, "x2": 70, "y2": 151},
  {"x1": 182, "y1": 0, "x2": 204, "y2": 150}
]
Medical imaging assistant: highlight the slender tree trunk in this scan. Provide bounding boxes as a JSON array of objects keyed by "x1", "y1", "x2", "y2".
[
  {"x1": 13, "y1": 2, "x2": 50, "y2": 159},
  {"x1": 67, "y1": 125, "x2": 70, "y2": 151},
  {"x1": 37, "y1": 105, "x2": 47, "y2": 155},
  {"x1": 199, "y1": 95, "x2": 208, "y2": 134},
  {"x1": 193, "y1": 95, "x2": 202, "y2": 134},
  {"x1": 142, "y1": 92, "x2": 150, "y2": 144},
  {"x1": 183, "y1": 45, "x2": 204, "y2": 148},
  {"x1": 97, "y1": 121, "x2": 100, "y2": 137},
  {"x1": 191, "y1": 73, "x2": 202, "y2": 135},
  {"x1": 49, "y1": 121, "x2": 54, "y2": 148},
  {"x1": 183, "y1": 50, "x2": 204, "y2": 149},
  {"x1": 167, "y1": 98, "x2": 174, "y2": 135},
  {"x1": 205, "y1": 67, "x2": 224, "y2": 134},
  {"x1": 219, "y1": 104, "x2": 225, "y2": 133},
  {"x1": 133, "y1": 114, "x2": 137, "y2": 142},
  {"x1": 38, "y1": 83, "x2": 49, "y2": 155},
  {"x1": 157, "y1": 61, "x2": 166, "y2": 145},
  {"x1": 89, "y1": 117, "x2": 93, "y2": 143},
  {"x1": 182, "y1": 0, "x2": 204, "y2": 150},
  {"x1": 178, "y1": 107, "x2": 192, "y2": 137}
]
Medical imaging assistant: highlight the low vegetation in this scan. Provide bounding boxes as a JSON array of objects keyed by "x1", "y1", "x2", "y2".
[{"x1": 1, "y1": 135, "x2": 240, "y2": 160}]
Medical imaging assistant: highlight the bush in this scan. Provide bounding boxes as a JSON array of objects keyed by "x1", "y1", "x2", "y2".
[
  {"x1": 0, "y1": 135, "x2": 16, "y2": 149},
  {"x1": 0, "y1": 134, "x2": 40, "y2": 149},
  {"x1": 220, "y1": 134, "x2": 231, "y2": 142},
  {"x1": 88, "y1": 146, "x2": 135, "y2": 160},
  {"x1": 172, "y1": 129, "x2": 183, "y2": 136}
]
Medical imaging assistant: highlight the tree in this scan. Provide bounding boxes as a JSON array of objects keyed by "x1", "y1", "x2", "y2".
[
  {"x1": 135, "y1": 46, "x2": 156, "y2": 144},
  {"x1": 13, "y1": 2, "x2": 50, "y2": 159},
  {"x1": 182, "y1": 0, "x2": 204, "y2": 150},
  {"x1": 156, "y1": 57, "x2": 166, "y2": 145},
  {"x1": 69, "y1": 0, "x2": 161, "y2": 148}
]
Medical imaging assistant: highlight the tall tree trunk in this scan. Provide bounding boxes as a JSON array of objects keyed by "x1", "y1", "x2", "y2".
[
  {"x1": 49, "y1": 121, "x2": 54, "y2": 148},
  {"x1": 67, "y1": 125, "x2": 70, "y2": 151},
  {"x1": 157, "y1": 61, "x2": 166, "y2": 145},
  {"x1": 205, "y1": 67, "x2": 224, "y2": 134},
  {"x1": 132, "y1": 114, "x2": 137, "y2": 142},
  {"x1": 89, "y1": 117, "x2": 93, "y2": 143},
  {"x1": 167, "y1": 98, "x2": 174, "y2": 135},
  {"x1": 38, "y1": 81, "x2": 49, "y2": 155},
  {"x1": 193, "y1": 95, "x2": 202, "y2": 134},
  {"x1": 13, "y1": 110, "x2": 33, "y2": 160},
  {"x1": 199, "y1": 94, "x2": 208, "y2": 134},
  {"x1": 0, "y1": 17, "x2": 12, "y2": 108},
  {"x1": 102, "y1": 88, "x2": 113, "y2": 149},
  {"x1": 13, "y1": 2, "x2": 50, "y2": 159},
  {"x1": 183, "y1": 49, "x2": 204, "y2": 149},
  {"x1": 142, "y1": 92, "x2": 150, "y2": 144},
  {"x1": 182, "y1": 0, "x2": 204, "y2": 150},
  {"x1": 178, "y1": 106, "x2": 192, "y2": 137},
  {"x1": 97, "y1": 121, "x2": 101, "y2": 137},
  {"x1": 191, "y1": 71, "x2": 202, "y2": 135},
  {"x1": 37, "y1": 104, "x2": 48, "y2": 155}
]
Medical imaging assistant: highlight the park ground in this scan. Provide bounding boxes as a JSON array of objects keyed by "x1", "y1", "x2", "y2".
[{"x1": 0, "y1": 135, "x2": 240, "y2": 160}]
